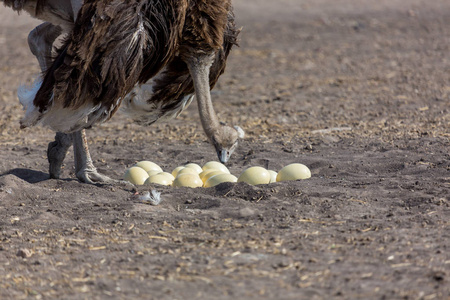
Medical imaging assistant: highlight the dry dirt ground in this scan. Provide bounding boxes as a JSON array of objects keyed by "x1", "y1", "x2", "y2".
[{"x1": 0, "y1": 0, "x2": 449, "y2": 299}]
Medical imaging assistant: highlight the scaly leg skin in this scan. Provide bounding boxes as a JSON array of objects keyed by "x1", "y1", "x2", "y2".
[
  {"x1": 72, "y1": 130, "x2": 118, "y2": 184},
  {"x1": 48, "y1": 132, "x2": 73, "y2": 179}
]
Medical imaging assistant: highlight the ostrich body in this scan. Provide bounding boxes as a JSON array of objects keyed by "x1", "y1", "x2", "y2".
[{"x1": 2, "y1": 0, "x2": 243, "y2": 183}]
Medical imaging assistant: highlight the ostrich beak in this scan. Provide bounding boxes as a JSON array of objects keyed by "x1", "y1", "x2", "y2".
[
  {"x1": 218, "y1": 149, "x2": 230, "y2": 164},
  {"x1": 214, "y1": 127, "x2": 243, "y2": 164}
]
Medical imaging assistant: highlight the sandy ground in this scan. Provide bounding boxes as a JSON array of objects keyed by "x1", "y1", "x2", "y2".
[{"x1": 0, "y1": 0, "x2": 449, "y2": 299}]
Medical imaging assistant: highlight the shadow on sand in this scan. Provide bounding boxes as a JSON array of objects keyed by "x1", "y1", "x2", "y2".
[{"x1": 3, "y1": 168, "x2": 49, "y2": 184}]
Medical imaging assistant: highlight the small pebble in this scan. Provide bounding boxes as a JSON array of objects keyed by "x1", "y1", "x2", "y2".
[
  {"x1": 239, "y1": 207, "x2": 256, "y2": 217},
  {"x1": 17, "y1": 248, "x2": 32, "y2": 258}
]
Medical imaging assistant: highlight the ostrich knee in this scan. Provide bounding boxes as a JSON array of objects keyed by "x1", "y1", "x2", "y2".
[{"x1": 28, "y1": 22, "x2": 62, "y2": 71}]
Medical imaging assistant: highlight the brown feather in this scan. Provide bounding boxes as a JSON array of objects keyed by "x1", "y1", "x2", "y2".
[
  {"x1": 35, "y1": 0, "x2": 184, "y2": 113},
  {"x1": 144, "y1": 7, "x2": 239, "y2": 125},
  {"x1": 32, "y1": 0, "x2": 238, "y2": 131},
  {"x1": 1, "y1": 0, "x2": 28, "y2": 11},
  {"x1": 35, "y1": 0, "x2": 47, "y2": 14},
  {"x1": 1, "y1": 0, "x2": 47, "y2": 14},
  {"x1": 181, "y1": 0, "x2": 230, "y2": 52}
]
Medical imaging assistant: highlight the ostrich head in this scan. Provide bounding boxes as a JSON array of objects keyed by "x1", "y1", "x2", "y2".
[{"x1": 211, "y1": 124, "x2": 245, "y2": 164}]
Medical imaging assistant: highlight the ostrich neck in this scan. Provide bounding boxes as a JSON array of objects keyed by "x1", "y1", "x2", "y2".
[{"x1": 186, "y1": 54, "x2": 221, "y2": 140}]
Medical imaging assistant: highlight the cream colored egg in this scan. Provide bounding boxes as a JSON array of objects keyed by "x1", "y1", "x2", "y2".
[
  {"x1": 238, "y1": 166, "x2": 271, "y2": 185},
  {"x1": 124, "y1": 166, "x2": 149, "y2": 185},
  {"x1": 135, "y1": 161, "x2": 163, "y2": 172},
  {"x1": 173, "y1": 173, "x2": 203, "y2": 188},
  {"x1": 144, "y1": 173, "x2": 173, "y2": 186},
  {"x1": 204, "y1": 174, "x2": 238, "y2": 188},
  {"x1": 147, "y1": 170, "x2": 162, "y2": 177},
  {"x1": 199, "y1": 169, "x2": 217, "y2": 180},
  {"x1": 159, "y1": 172, "x2": 175, "y2": 181},
  {"x1": 171, "y1": 166, "x2": 185, "y2": 177},
  {"x1": 276, "y1": 163, "x2": 311, "y2": 182},
  {"x1": 202, "y1": 161, "x2": 230, "y2": 174},
  {"x1": 201, "y1": 170, "x2": 225, "y2": 184},
  {"x1": 177, "y1": 167, "x2": 199, "y2": 176},
  {"x1": 184, "y1": 163, "x2": 203, "y2": 174},
  {"x1": 268, "y1": 170, "x2": 278, "y2": 183}
]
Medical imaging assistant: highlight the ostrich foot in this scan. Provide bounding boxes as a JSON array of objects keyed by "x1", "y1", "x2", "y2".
[
  {"x1": 72, "y1": 129, "x2": 121, "y2": 185},
  {"x1": 72, "y1": 130, "x2": 133, "y2": 186},
  {"x1": 76, "y1": 168, "x2": 118, "y2": 184},
  {"x1": 76, "y1": 169, "x2": 134, "y2": 187},
  {"x1": 47, "y1": 132, "x2": 73, "y2": 179}
]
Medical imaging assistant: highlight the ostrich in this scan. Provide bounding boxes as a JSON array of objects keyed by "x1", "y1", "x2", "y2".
[{"x1": 1, "y1": 0, "x2": 244, "y2": 184}]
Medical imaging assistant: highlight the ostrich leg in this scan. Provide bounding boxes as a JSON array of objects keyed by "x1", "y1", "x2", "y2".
[
  {"x1": 49, "y1": 129, "x2": 117, "y2": 183},
  {"x1": 27, "y1": 23, "x2": 74, "y2": 179},
  {"x1": 47, "y1": 132, "x2": 73, "y2": 178},
  {"x1": 72, "y1": 130, "x2": 116, "y2": 184},
  {"x1": 29, "y1": 22, "x2": 115, "y2": 183},
  {"x1": 28, "y1": 23, "x2": 62, "y2": 72}
]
